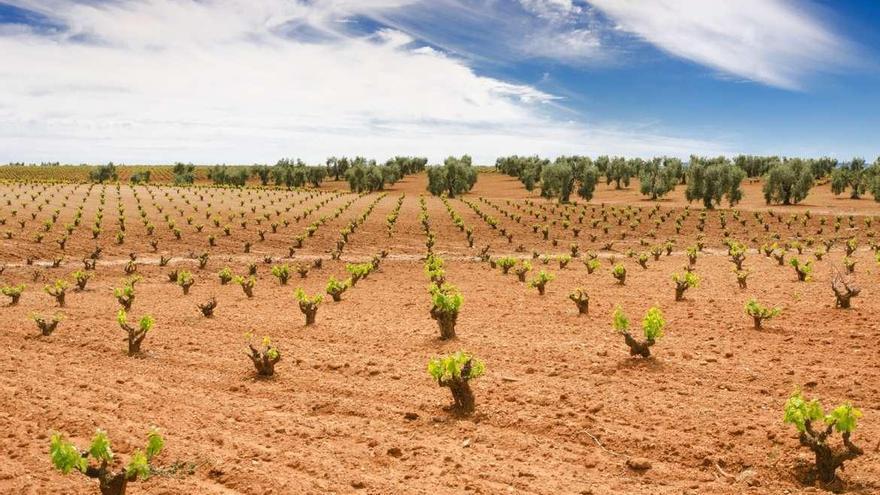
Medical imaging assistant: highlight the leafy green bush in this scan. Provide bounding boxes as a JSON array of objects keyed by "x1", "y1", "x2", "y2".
[
  {"x1": 218, "y1": 267, "x2": 233, "y2": 285},
  {"x1": 117, "y1": 309, "x2": 154, "y2": 356},
  {"x1": 672, "y1": 271, "x2": 699, "y2": 301},
  {"x1": 513, "y1": 260, "x2": 532, "y2": 282},
  {"x1": 744, "y1": 298, "x2": 780, "y2": 329},
  {"x1": 72, "y1": 270, "x2": 91, "y2": 291},
  {"x1": 584, "y1": 258, "x2": 600, "y2": 274},
  {"x1": 246, "y1": 333, "x2": 281, "y2": 376},
  {"x1": 113, "y1": 277, "x2": 139, "y2": 310},
  {"x1": 845, "y1": 238, "x2": 857, "y2": 256},
  {"x1": 496, "y1": 256, "x2": 516, "y2": 275},
  {"x1": 176, "y1": 270, "x2": 194, "y2": 295},
  {"x1": 686, "y1": 246, "x2": 698, "y2": 266},
  {"x1": 424, "y1": 254, "x2": 445, "y2": 284},
  {"x1": 728, "y1": 242, "x2": 746, "y2": 270},
  {"x1": 234, "y1": 275, "x2": 255, "y2": 298},
  {"x1": 0, "y1": 284, "x2": 25, "y2": 306},
  {"x1": 650, "y1": 245, "x2": 663, "y2": 261},
  {"x1": 611, "y1": 263, "x2": 626, "y2": 285},
  {"x1": 528, "y1": 270, "x2": 554, "y2": 295},
  {"x1": 346, "y1": 262, "x2": 373, "y2": 286},
  {"x1": 789, "y1": 258, "x2": 813, "y2": 282},
  {"x1": 427, "y1": 351, "x2": 485, "y2": 414},
  {"x1": 612, "y1": 305, "x2": 664, "y2": 358},
  {"x1": 843, "y1": 256, "x2": 856, "y2": 274},
  {"x1": 783, "y1": 390, "x2": 863, "y2": 483},
  {"x1": 294, "y1": 288, "x2": 323, "y2": 325},
  {"x1": 271, "y1": 264, "x2": 291, "y2": 285},
  {"x1": 429, "y1": 283, "x2": 463, "y2": 339},
  {"x1": 557, "y1": 254, "x2": 571, "y2": 269},
  {"x1": 50, "y1": 428, "x2": 165, "y2": 495},
  {"x1": 44, "y1": 279, "x2": 68, "y2": 307},
  {"x1": 325, "y1": 276, "x2": 349, "y2": 302}
]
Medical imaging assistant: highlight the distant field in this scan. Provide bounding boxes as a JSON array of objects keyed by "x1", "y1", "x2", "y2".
[{"x1": 0, "y1": 171, "x2": 877, "y2": 494}]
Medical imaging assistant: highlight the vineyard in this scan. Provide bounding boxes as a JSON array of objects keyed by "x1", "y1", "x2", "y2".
[{"x1": 0, "y1": 171, "x2": 878, "y2": 494}]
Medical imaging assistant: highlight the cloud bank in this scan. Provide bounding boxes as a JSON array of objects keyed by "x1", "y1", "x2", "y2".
[
  {"x1": 0, "y1": 0, "x2": 854, "y2": 164},
  {"x1": 587, "y1": 0, "x2": 853, "y2": 90}
]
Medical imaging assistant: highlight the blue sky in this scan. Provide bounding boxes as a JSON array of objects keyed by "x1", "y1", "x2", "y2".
[{"x1": 0, "y1": 0, "x2": 878, "y2": 164}]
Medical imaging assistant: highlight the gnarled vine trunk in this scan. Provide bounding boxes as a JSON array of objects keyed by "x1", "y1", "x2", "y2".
[
  {"x1": 800, "y1": 422, "x2": 863, "y2": 483},
  {"x1": 622, "y1": 332, "x2": 654, "y2": 358},
  {"x1": 430, "y1": 307, "x2": 457, "y2": 340}
]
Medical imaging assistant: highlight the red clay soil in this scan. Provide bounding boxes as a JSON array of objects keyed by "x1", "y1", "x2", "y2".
[{"x1": 0, "y1": 173, "x2": 878, "y2": 494}]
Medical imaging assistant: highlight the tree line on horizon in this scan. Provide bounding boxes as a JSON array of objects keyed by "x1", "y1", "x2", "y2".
[
  {"x1": 11, "y1": 153, "x2": 880, "y2": 207},
  {"x1": 495, "y1": 154, "x2": 880, "y2": 207}
]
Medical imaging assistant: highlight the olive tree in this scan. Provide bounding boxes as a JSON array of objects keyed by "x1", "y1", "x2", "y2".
[
  {"x1": 495, "y1": 155, "x2": 547, "y2": 191},
  {"x1": 639, "y1": 157, "x2": 680, "y2": 200},
  {"x1": 172, "y1": 162, "x2": 195, "y2": 185},
  {"x1": 541, "y1": 157, "x2": 599, "y2": 203},
  {"x1": 426, "y1": 155, "x2": 477, "y2": 198},
  {"x1": 685, "y1": 156, "x2": 746, "y2": 209},
  {"x1": 88, "y1": 163, "x2": 118, "y2": 183},
  {"x1": 763, "y1": 158, "x2": 814, "y2": 205},
  {"x1": 871, "y1": 157, "x2": 880, "y2": 201},
  {"x1": 810, "y1": 157, "x2": 837, "y2": 179},
  {"x1": 346, "y1": 160, "x2": 391, "y2": 193},
  {"x1": 385, "y1": 156, "x2": 427, "y2": 175},
  {"x1": 325, "y1": 156, "x2": 348, "y2": 181},
  {"x1": 831, "y1": 158, "x2": 872, "y2": 199},
  {"x1": 251, "y1": 165, "x2": 271, "y2": 185},
  {"x1": 605, "y1": 157, "x2": 632, "y2": 189},
  {"x1": 734, "y1": 155, "x2": 777, "y2": 177}
]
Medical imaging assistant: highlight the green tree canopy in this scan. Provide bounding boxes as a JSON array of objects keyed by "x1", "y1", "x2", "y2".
[
  {"x1": 684, "y1": 156, "x2": 746, "y2": 209},
  {"x1": 605, "y1": 157, "x2": 631, "y2": 189},
  {"x1": 831, "y1": 158, "x2": 873, "y2": 199},
  {"x1": 89, "y1": 162, "x2": 118, "y2": 183},
  {"x1": 172, "y1": 162, "x2": 195, "y2": 185},
  {"x1": 638, "y1": 157, "x2": 680, "y2": 200},
  {"x1": 763, "y1": 158, "x2": 814, "y2": 205},
  {"x1": 539, "y1": 156, "x2": 598, "y2": 203},
  {"x1": 427, "y1": 155, "x2": 478, "y2": 198}
]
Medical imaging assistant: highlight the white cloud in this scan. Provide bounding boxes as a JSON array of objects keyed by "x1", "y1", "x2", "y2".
[
  {"x1": 586, "y1": 0, "x2": 853, "y2": 90},
  {"x1": 0, "y1": 0, "x2": 727, "y2": 164},
  {"x1": 518, "y1": 0, "x2": 581, "y2": 21}
]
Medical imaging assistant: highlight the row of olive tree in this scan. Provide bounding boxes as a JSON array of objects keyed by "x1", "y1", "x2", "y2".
[
  {"x1": 326, "y1": 156, "x2": 426, "y2": 182},
  {"x1": 685, "y1": 156, "x2": 746, "y2": 209},
  {"x1": 538, "y1": 156, "x2": 599, "y2": 203},
  {"x1": 270, "y1": 159, "x2": 327, "y2": 188},
  {"x1": 496, "y1": 155, "x2": 686, "y2": 194},
  {"x1": 831, "y1": 158, "x2": 880, "y2": 200},
  {"x1": 763, "y1": 156, "x2": 880, "y2": 204},
  {"x1": 762, "y1": 158, "x2": 814, "y2": 205},
  {"x1": 426, "y1": 155, "x2": 478, "y2": 198},
  {"x1": 735, "y1": 155, "x2": 837, "y2": 179},
  {"x1": 208, "y1": 165, "x2": 250, "y2": 186},
  {"x1": 639, "y1": 157, "x2": 683, "y2": 200}
]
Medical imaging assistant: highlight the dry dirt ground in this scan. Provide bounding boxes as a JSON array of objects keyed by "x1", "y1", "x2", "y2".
[{"x1": 0, "y1": 172, "x2": 878, "y2": 494}]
